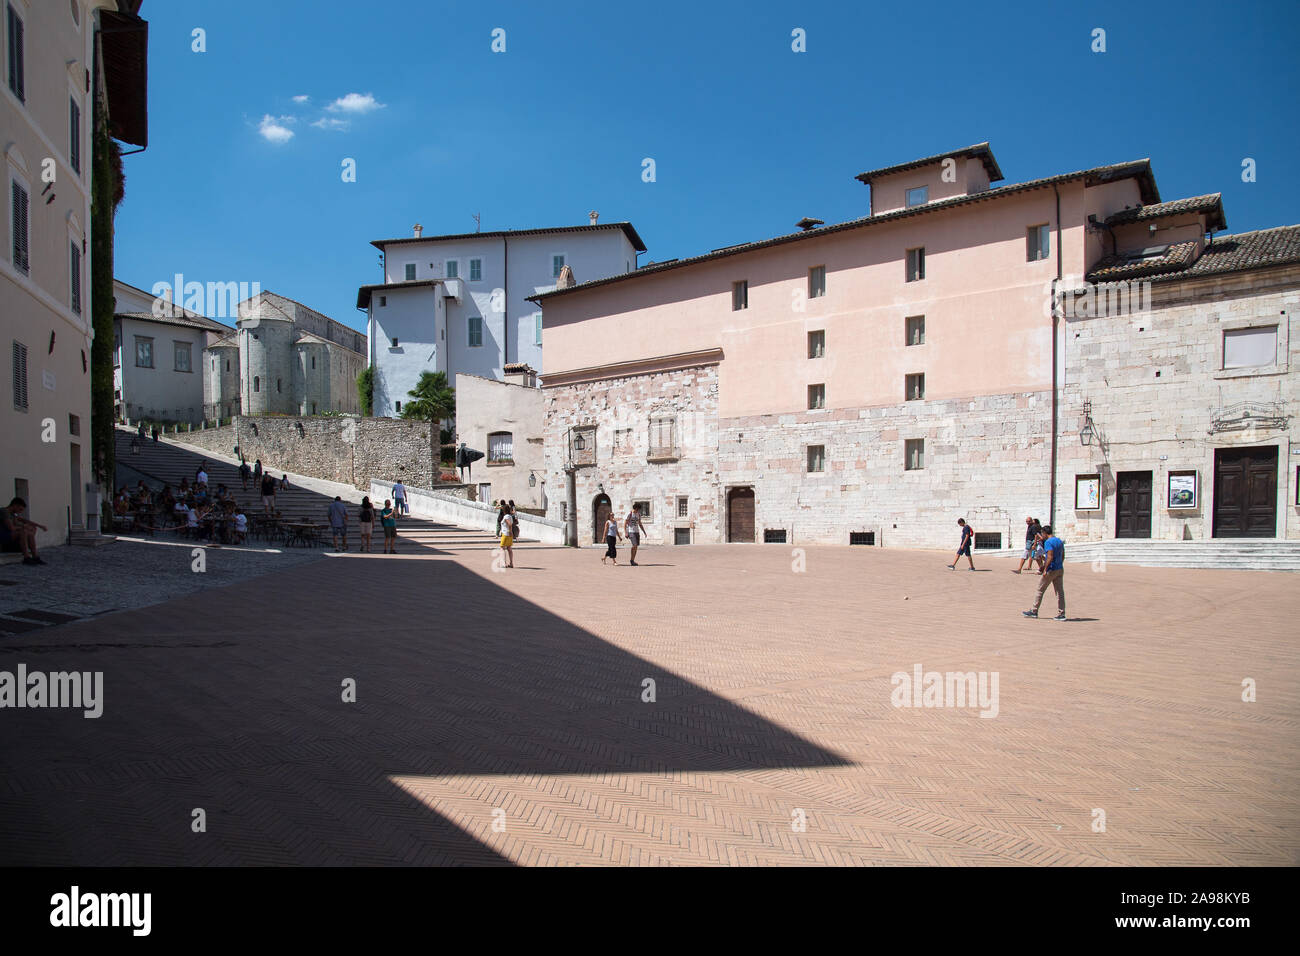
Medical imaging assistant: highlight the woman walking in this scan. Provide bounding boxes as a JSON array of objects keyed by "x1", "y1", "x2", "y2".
[
  {"x1": 380, "y1": 499, "x2": 398, "y2": 554},
  {"x1": 358, "y1": 496, "x2": 375, "y2": 553},
  {"x1": 601, "y1": 508, "x2": 623, "y2": 566}
]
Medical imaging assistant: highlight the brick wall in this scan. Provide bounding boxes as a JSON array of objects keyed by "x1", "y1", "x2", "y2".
[{"x1": 181, "y1": 416, "x2": 438, "y2": 491}]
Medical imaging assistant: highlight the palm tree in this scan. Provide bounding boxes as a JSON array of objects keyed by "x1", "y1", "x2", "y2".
[{"x1": 401, "y1": 371, "x2": 455, "y2": 423}]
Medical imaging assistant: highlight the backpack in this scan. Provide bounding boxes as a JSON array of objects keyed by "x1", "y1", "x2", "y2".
[{"x1": 511, "y1": 513, "x2": 520, "y2": 536}]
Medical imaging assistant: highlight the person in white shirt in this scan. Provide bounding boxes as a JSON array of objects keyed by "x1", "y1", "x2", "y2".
[
  {"x1": 196, "y1": 465, "x2": 208, "y2": 486},
  {"x1": 233, "y1": 510, "x2": 247, "y2": 543},
  {"x1": 624, "y1": 504, "x2": 647, "y2": 566},
  {"x1": 392, "y1": 480, "x2": 407, "y2": 516}
]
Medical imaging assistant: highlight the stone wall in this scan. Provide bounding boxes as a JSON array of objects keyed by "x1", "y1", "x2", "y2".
[
  {"x1": 543, "y1": 360, "x2": 1053, "y2": 549},
  {"x1": 181, "y1": 416, "x2": 438, "y2": 491},
  {"x1": 1057, "y1": 267, "x2": 1300, "y2": 541}
]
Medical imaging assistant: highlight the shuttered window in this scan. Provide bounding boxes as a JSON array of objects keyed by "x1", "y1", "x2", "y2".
[
  {"x1": 6, "y1": 4, "x2": 23, "y2": 102},
  {"x1": 70, "y1": 242, "x2": 81, "y2": 314},
  {"x1": 69, "y1": 97, "x2": 81, "y2": 174},
  {"x1": 11, "y1": 179, "x2": 29, "y2": 274},
  {"x1": 12, "y1": 339, "x2": 28, "y2": 410}
]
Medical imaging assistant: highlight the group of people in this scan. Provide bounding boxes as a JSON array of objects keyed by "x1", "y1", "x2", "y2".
[
  {"x1": 110, "y1": 463, "x2": 251, "y2": 545},
  {"x1": 600, "y1": 503, "x2": 647, "y2": 567},
  {"x1": 327, "y1": 495, "x2": 398, "y2": 553},
  {"x1": 236, "y1": 459, "x2": 290, "y2": 515},
  {"x1": 946, "y1": 515, "x2": 1067, "y2": 621}
]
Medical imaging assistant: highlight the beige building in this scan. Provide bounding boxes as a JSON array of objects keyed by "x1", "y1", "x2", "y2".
[
  {"x1": 2, "y1": 1, "x2": 146, "y2": 547},
  {"x1": 531, "y1": 143, "x2": 1300, "y2": 549},
  {"x1": 455, "y1": 364, "x2": 546, "y2": 510}
]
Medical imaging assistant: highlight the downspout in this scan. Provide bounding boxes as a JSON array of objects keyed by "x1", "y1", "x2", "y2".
[
  {"x1": 1050, "y1": 186, "x2": 1063, "y2": 527},
  {"x1": 502, "y1": 237, "x2": 509, "y2": 373}
]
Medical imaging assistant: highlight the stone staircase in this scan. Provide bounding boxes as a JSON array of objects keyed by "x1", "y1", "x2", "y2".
[{"x1": 982, "y1": 538, "x2": 1300, "y2": 571}]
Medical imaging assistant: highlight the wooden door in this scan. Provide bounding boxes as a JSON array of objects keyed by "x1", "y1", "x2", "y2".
[
  {"x1": 727, "y1": 487, "x2": 755, "y2": 542},
  {"x1": 1116, "y1": 471, "x2": 1152, "y2": 538},
  {"x1": 592, "y1": 494, "x2": 611, "y2": 544},
  {"x1": 1213, "y1": 447, "x2": 1277, "y2": 538}
]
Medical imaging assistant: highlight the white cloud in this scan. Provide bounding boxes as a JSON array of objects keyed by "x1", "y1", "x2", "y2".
[
  {"x1": 326, "y1": 92, "x2": 385, "y2": 114},
  {"x1": 311, "y1": 117, "x2": 350, "y2": 131},
  {"x1": 257, "y1": 114, "x2": 294, "y2": 144},
  {"x1": 291, "y1": 94, "x2": 310, "y2": 104}
]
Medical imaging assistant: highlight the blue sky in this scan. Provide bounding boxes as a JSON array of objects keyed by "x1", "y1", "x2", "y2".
[{"x1": 114, "y1": 0, "x2": 1300, "y2": 332}]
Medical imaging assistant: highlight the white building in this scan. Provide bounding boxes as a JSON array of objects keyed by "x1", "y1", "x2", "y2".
[
  {"x1": 112, "y1": 279, "x2": 232, "y2": 424},
  {"x1": 357, "y1": 216, "x2": 645, "y2": 418}
]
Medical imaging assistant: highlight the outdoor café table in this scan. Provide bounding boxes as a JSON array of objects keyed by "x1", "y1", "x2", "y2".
[{"x1": 283, "y1": 523, "x2": 315, "y2": 548}]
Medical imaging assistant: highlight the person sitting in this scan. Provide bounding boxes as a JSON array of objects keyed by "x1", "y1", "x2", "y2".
[
  {"x1": 232, "y1": 508, "x2": 248, "y2": 544},
  {"x1": 1, "y1": 497, "x2": 47, "y2": 565}
]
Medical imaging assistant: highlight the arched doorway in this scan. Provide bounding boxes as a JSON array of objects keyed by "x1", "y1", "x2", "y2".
[
  {"x1": 592, "y1": 493, "x2": 612, "y2": 544},
  {"x1": 727, "y1": 486, "x2": 755, "y2": 542}
]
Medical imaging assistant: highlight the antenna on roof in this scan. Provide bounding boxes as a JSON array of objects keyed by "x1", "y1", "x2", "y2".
[{"x1": 472, "y1": 212, "x2": 481, "y2": 233}]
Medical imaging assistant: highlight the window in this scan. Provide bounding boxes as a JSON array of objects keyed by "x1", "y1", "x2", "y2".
[
  {"x1": 115, "y1": 335, "x2": 121, "y2": 367},
  {"x1": 468, "y1": 315, "x2": 483, "y2": 347},
  {"x1": 10, "y1": 178, "x2": 29, "y2": 274},
  {"x1": 69, "y1": 243, "x2": 81, "y2": 314},
  {"x1": 534, "y1": 313, "x2": 543, "y2": 347},
  {"x1": 649, "y1": 414, "x2": 677, "y2": 459},
  {"x1": 906, "y1": 314, "x2": 925, "y2": 346},
  {"x1": 253, "y1": 376, "x2": 259, "y2": 392},
  {"x1": 404, "y1": 263, "x2": 416, "y2": 281},
  {"x1": 11, "y1": 339, "x2": 27, "y2": 410},
  {"x1": 1027, "y1": 224, "x2": 1050, "y2": 262},
  {"x1": 69, "y1": 97, "x2": 80, "y2": 174},
  {"x1": 906, "y1": 247, "x2": 925, "y2": 282},
  {"x1": 68, "y1": 413, "x2": 80, "y2": 436},
  {"x1": 808, "y1": 330, "x2": 825, "y2": 358},
  {"x1": 905, "y1": 438, "x2": 925, "y2": 470},
  {"x1": 633, "y1": 499, "x2": 652, "y2": 520},
  {"x1": 974, "y1": 532, "x2": 1002, "y2": 550},
  {"x1": 552, "y1": 254, "x2": 566, "y2": 278},
  {"x1": 488, "y1": 431, "x2": 514, "y2": 462},
  {"x1": 905, "y1": 373, "x2": 925, "y2": 401},
  {"x1": 311, "y1": 402, "x2": 317, "y2": 414},
  {"x1": 226, "y1": 359, "x2": 230, "y2": 371},
  {"x1": 469, "y1": 258, "x2": 482, "y2": 281},
  {"x1": 135, "y1": 337, "x2": 154, "y2": 368},
  {"x1": 849, "y1": 531, "x2": 875, "y2": 546},
  {"x1": 732, "y1": 280, "x2": 748, "y2": 311},
  {"x1": 905, "y1": 186, "x2": 928, "y2": 207},
  {"x1": 445, "y1": 259, "x2": 459, "y2": 280},
  {"x1": 676, "y1": 496, "x2": 689, "y2": 518},
  {"x1": 808, "y1": 384, "x2": 825, "y2": 409},
  {"x1": 391, "y1": 337, "x2": 399, "y2": 348},
  {"x1": 674, "y1": 527, "x2": 691, "y2": 545},
  {"x1": 808, "y1": 265, "x2": 826, "y2": 298},
  {"x1": 6, "y1": 4, "x2": 24, "y2": 102},
  {"x1": 378, "y1": 295, "x2": 386, "y2": 307},
  {"x1": 806, "y1": 445, "x2": 825, "y2": 473},
  {"x1": 174, "y1": 342, "x2": 192, "y2": 373},
  {"x1": 311, "y1": 356, "x2": 315, "y2": 369},
  {"x1": 1223, "y1": 326, "x2": 1278, "y2": 369},
  {"x1": 764, "y1": 529, "x2": 787, "y2": 543},
  {"x1": 276, "y1": 378, "x2": 281, "y2": 393}
]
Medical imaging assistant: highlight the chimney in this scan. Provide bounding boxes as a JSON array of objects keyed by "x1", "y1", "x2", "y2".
[
  {"x1": 589, "y1": 210, "x2": 599, "y2": 225},
  {"x1": 796, "y1": 217, "x2": 824, "y2": 232},
  {"x1": 413, "y1": 223, "x2": 423, "y2": 238},
  {"x1": 556, "y1": 264, "x2": 576, "y2": 289}
]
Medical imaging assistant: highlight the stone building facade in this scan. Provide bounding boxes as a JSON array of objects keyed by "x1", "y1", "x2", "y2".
[
  {"x1": 534, "y1": 143, "x2": 1300, "y2": 549},
  {"x1": 455, "y1": 367, "x2": 547, "y2": 510},
  {"x1": 203, "y1": 291, "x2": 365, "y2": 420}
]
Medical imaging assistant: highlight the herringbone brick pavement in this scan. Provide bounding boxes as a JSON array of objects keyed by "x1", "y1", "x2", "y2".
[{"x1": 0, "y1": 536, "x2": 1295, "y2": 865}]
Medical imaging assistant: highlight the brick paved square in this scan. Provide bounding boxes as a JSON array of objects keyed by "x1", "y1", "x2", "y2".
[{"x1": 0, "y1": 533, "x2": 1295, "y2": 866}]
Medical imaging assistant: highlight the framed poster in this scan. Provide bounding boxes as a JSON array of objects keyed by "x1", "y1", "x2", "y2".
[
  {"x1": 1075, "y1": 474, "x2": 1101, "y2": 511},
  {"x1": 1167, "y1": 470, "x2": 1198, "y2": 509}
]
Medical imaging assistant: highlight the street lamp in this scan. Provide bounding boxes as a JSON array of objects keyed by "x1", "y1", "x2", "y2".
[
  {"x1": 1080, "y1": 401, "x2": 1097, "y2": 447},
  {"x1": 528, "y1": 471, "x2": 536, "y2": 488},
  {"x1": 572, "y1": 432, "x2": 585, "y2": 452}
]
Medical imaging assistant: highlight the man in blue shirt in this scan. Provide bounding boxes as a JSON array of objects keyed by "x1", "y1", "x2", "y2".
[
  {"x1": 947, "y1": 517, "x2": 976, "y2": 571},
  {"x1": 1023, "y1": 525, "x2": 1066, "y2": 621}
]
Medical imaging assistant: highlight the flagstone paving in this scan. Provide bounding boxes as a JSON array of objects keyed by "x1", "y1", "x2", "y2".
[{"x1": 0, "y1": 532, "x2": 1295, "y2": 866}]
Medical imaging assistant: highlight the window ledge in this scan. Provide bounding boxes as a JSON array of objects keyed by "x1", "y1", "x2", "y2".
[
  {"x1": 486, "y1": 459, "x2": 514, "y2": 467},
  {"x1": 647, "y1": 451, "x2": 680, "y2": 463},
  {"x1": 1214, "y1": 366, "x2": 1287, "y2": 380}
]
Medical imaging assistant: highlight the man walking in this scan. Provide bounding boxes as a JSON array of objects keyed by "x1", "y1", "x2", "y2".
[
  {"x1": 392, "y1": 479, "x2": 407, "y2": 516},
  {"x1": 1023, "y1": 525, "x2": 1066, "y2": 621},
  {"x1": 947, "y1": 517, "x2": 976, "y2": 570},
  {"x1": 239, "y1": 459, "x2": 252, "y2": 492},
  {"x1": 624, "y1": 503, "x2": 646, "y2": 566},
  {"x1": 260, "y1": 471, "x2": 277, "y2": 515},
  {"x1": 328, "y1": 496, "x2": 349, "y2": 552},
  {"x1": 1013, "y1": 516, "x2": 1041, "y2": 574}
]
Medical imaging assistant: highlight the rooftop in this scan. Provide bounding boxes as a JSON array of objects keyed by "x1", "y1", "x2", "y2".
[
  {"x1": 371, "y1": 221, "x2": 647, "y2": 253},
  {"x1": 1085, "y1": 224, "x2": 1300, "y2": 284},
  {"x1": 855, "y1": 142, "x2": 1004, "y2": 185},
  {"x1": 1105, "y1": 193, "x2": 1226, "y2": 232}
]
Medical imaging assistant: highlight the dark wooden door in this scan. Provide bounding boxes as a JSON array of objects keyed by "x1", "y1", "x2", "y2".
[
  {"x1": 592, "y1": 494, "x2": 611, "y2": 544},
  {"x1": 1116, "y1": 471, "x2": 1153, "y2": 538},
  {"x1": 727, "y1": 487, "x2": 755, "y2": 542},
  {"x1": 1213, "y1": 447, "x2": 1277, "y2": 538}
]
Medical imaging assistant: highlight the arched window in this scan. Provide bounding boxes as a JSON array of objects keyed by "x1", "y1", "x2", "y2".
[
  {"x1": 276, "y1": 378, "x2": 282, "y2": 393},
  {"x1": 253, "y1": 376, "x2": 260, "y2": 392},
  {"x1": 488, "y1": 431, "x2": 514, "y2": 463}
]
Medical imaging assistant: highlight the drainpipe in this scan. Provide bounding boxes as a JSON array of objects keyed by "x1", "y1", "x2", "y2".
[
  {"x1": 1050, "y1": 186, "x2": 1063, "y2": 527},
  {"x1": 565, "y1": 466, "x2": 577, "y2": 547},
  {"x1": 502, "y1": 238, "x2": 509, "y2": 374}
]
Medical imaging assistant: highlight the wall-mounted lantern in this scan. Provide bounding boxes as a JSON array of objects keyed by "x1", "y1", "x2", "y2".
[
  {"x1": 528, "y1": 471, "x2": 536, "y2": 487},
  {"x1": 1080, "y1": 400, "x2": 1097, "y2": 447}
]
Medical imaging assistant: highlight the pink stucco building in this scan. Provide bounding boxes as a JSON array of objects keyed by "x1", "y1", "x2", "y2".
[{"x1": 532, "y1": 144, "x2": 1300, "y2": 549}]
